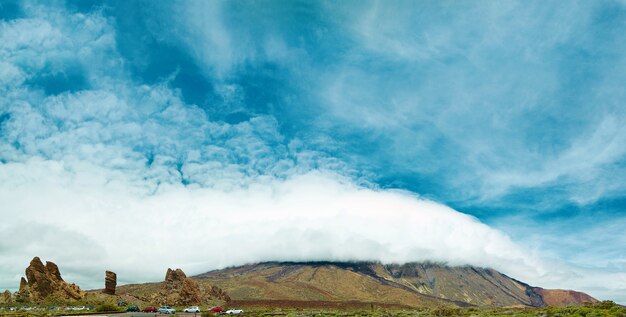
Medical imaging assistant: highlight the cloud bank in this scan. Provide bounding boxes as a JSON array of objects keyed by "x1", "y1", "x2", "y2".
[{"x1": 0, "y1": 0, "x2": 625, "y2": 303}]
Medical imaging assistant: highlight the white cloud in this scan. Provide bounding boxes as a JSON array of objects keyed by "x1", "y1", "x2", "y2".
[{"x1": 0, "y1": 159, "x2": 538, "y2": 285}]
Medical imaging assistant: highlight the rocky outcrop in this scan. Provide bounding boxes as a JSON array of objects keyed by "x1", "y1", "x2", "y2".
[
  {"x1": 19, "y1": 277, "x2": 28, "y2": 291},
  {"x1": 17, "y1": 277, "x2": 32, "y2": 302},
  {"x1": 25, "y1": 257, "x2": 54, "y2": 299},
  {"x1": 46, "y1": 261, "x2": 63, "y2": 283},
  {"x1": 138, "y1": 268, "x2": 230, "y2": 306},
  {"x1": 158, "y1": 268, "x2": 203, "y2": 305},
  {"x1": 180, "y1": 278, "x2": 203, "y2": 304},
  {"x1": 104, "y1": 271, "x2": 117, "y2": 295},
  {"x1": 18, "y1": 257, "x2": 83, "y2": 302},
  {"x1": 1, "y1": 290, "x2": 12, "y2": 304},
  {"x1": 164, "y1": 268, "x2": 188, "y2": 291},
  {"x1": 207, "y1": 285, "x2": 231, "y2": 302}
]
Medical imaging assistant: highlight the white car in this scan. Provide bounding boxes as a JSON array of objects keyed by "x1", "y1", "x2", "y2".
[
  {"x1": 184, "y1": 306, "x2": 200, "y2": 313},
  {"x1": 225, "y1": 309, "x2": 243, "y2": 315},
  {"x1": 158, "y1": 306, "x2": 176, "y2": 314}
]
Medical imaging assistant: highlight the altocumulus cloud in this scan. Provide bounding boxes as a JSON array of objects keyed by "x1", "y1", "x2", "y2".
[{"x1": 0, "y1": 0, "x2": 625, "y2": 304}]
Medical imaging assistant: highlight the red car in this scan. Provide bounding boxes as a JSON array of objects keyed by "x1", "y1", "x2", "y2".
[
  {"x1": 209, "y1": 306, "x2": 223, "y2": 313},
  {"x1": 143, "y1": 307, "x2": 158, "y2": 313}
]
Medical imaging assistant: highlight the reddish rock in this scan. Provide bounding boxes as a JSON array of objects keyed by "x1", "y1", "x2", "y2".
[
  {"x1": 16, "y1": 277, "x2": 31, "y2": 302},
  {"x1": 533, "y1": 288, "x2": 598, "y2": 306},
  {"x1": 2, "y1": 290, "x2": 12, "y2": 304},
  {"x1": 19, "y1": 256, "x2": 83, "y2": 302},
  {"x1": 104, "y1": 271, "x2": 117, "y2": 295},
  {"x1": 164, "y1": 268, "x2": 187, "y2": 289},
  {"x1": 19, "y1": 277, "x2": 28, "y2": 291},
  {"x1": 45, "y1": 261, "x2": 64, "y2": 283},
  {"x1": 180, "y1": 278, "x2": 203, "y2": 304},
  {"x1": 208, "y1": 285, "x2": 231, "y2": 302},
  {"x1": 25, "y1": 257, "x2": 54, "y2": 299},
  {"x1": 158, "y1": 268, "x2": 211, "y2": 305}
]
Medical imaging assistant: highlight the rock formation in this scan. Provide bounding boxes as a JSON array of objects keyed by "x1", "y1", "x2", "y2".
[
  {"x1": 104, "y1": 271, "x2": 117, "y2": 295},
  {"x1": 18, "y1": 257, "x2": 83, "y2": 302},
  {"x1": 207, "y1": 285, "x2": 231, "y2": 302},
  {"x1": 164, "y1": 268, "x2": 188, "y2": 291},
  {"x1": 142, "y1": 268, "x2": 229, "y2": 306},
  {"x1": 1, "y1": 290, "x2": 12, "y2": 304},
  {"x1": 45, "y1": 261, "x2": 63, "y2": 283},
  {"x1": 158, "y1": 268, "x2": 203, "y2": 305},
  {"x1": 179, "y1": 278, "x2": 203, "y2": 304},
  {"x1": 17, "y1": 277, "x2": 32, "y2": 302}
]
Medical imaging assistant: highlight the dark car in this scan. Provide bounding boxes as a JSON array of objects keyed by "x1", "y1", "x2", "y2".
[
  {"x1": 127, "y1": 306, "x2": 140, "y2": 312},
  {"x1": 143, "y1": 306, "x2": 158, "y2": 313}
]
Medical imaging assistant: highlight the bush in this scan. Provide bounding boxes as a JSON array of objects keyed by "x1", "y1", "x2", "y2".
[
  {"x1": 432, "y1": 307, "x2": 461, "y2": 317},
  {"x1": 596, "y1": 301, "x2": 617, "y2": 310},
  {"x1": 96, "y1": 302, "x2": 120, "y2": 312}
]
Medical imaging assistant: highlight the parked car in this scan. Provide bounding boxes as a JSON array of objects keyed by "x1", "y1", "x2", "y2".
[
  {"x1": 127, "y1": 305, "x2": 140, "y2": 312},
  {"x1": 225, "y1": 309, "x2": 243, "y2": 315},
  {"x1": 158, "y1": 306, "x2": 176, "y2": 314},
  {"x1": 184, "y1": 306, "x2": 201, "y2": 313},
  {"x1": 209, "y1": 306, "x2": 224, "y2": 313},
  {"x1": 143, "y1": 306, "x2": 158, "y2": 313}
]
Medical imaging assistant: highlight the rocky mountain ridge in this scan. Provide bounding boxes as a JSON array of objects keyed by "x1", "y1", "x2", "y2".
[{"x1": 191, "y1": 261, "x2": 597, "y2": 308}]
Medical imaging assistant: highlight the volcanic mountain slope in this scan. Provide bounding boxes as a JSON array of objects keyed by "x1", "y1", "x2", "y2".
[{"x1": 190, "y1": 262, "x2": 597, "y2": 308}]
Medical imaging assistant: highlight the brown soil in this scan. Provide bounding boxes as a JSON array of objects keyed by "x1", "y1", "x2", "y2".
[{"x1": 227, "y1": 299, "x2": 413, "y2": 309}]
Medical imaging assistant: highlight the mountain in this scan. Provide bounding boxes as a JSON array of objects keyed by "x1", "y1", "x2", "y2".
[{"x1": 182, "y1": 261, "x2": 596, "y2": 308}]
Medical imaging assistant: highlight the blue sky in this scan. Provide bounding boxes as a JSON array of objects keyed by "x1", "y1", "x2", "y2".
[{"x1": 1, "y1": 0, "x2": 625, "y2": 303}]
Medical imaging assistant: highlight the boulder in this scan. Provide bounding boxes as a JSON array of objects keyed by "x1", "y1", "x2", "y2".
[{"x1": 104, "y1": 271, "x2": 117, "y2": 295}]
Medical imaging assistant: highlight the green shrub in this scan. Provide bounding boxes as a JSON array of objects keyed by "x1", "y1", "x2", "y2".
[
  {"x1": 95, "y1": 302, "x2": 120, "y2": 312},
  {"x1": 432, "y1": 307, "x2": 461, "y2": 317},
  {"x1": 596, "y1": 301, "x2": 617, "y2": 310}
]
